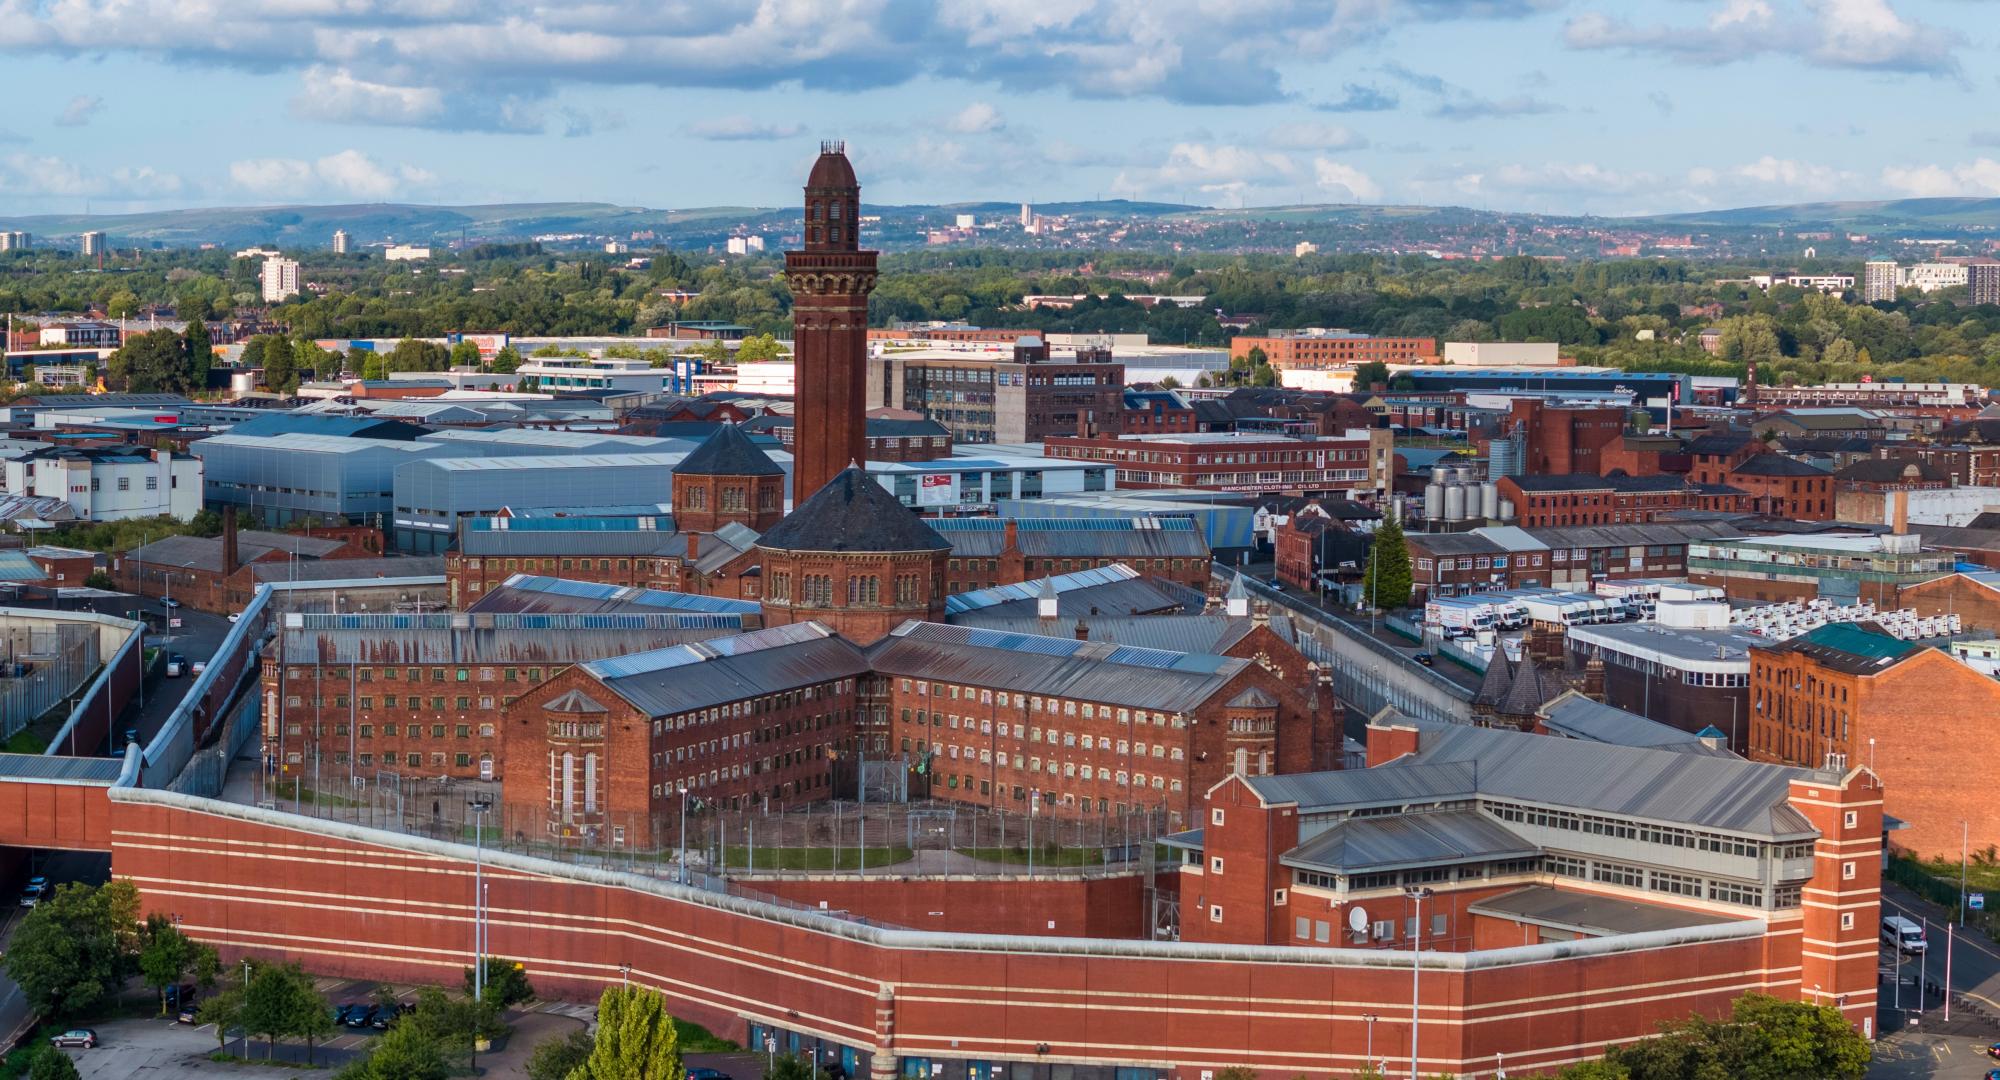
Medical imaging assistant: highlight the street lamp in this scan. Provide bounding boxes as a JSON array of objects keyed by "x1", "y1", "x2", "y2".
[
  {"x1": 1405, "y1": 886, "x2": 1433, "y2": 1080},
  {"x1": 469, "y1": 795, "x2": 493, "y2": 1002},
  {"x1": 1361, "y1": 1013, "x2": 1378, "y2": 1076}
]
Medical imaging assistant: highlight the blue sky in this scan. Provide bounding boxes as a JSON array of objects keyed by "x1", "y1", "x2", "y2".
[{"x1": 0, "y1": 0, "x2": 1994, "y2": 218}]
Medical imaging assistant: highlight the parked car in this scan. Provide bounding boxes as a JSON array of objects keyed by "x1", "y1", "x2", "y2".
[
  {"x1": 1987, "y1": 1042, "x2": 2000, "y2": 1060},
  {"x1": 164, "y1": 655, "x2": 185, "y2": 678},
  {"x1": 158, "y1": 597, "x2": 181, "y2": 609},
  {"x1": 49, "y1": 1030, "x2": 97, "y2": 1049},
  {"x1": 344, "y1": 1005, "x2": 378, "y2": 1028},
  {"x1": 227, "y1": 612, "x2": 241, "y2": 623},
  {"x1": 176, "y1": 1003, "x2": 200, "y2": 1024},
  {"x1": 370, "y1": 1003, "x2": 404, "y2": 1029},
  {"x1": 19, "y1": 875, "x2": 47, "y2": 907},
  {"x1": 688, "y1": 1069, "x2": 733, "y2": 1080}
]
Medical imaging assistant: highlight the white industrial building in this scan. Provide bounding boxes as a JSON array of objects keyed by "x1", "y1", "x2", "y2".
[
  {"x1": 514, "y1": 355, "x2": 671, "y2": 394},
  {"x1": 0, "y1": 446, "x2": 202, "y2": 521},
  {"x1": 1442, "y1": 342, "x2": 1561, "y2": 367},
  {"x1": 384, "y1": 244, "x2": 431, "y2": 261}
]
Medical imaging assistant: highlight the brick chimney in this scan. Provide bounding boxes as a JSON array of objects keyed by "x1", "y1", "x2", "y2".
[
  {"x1": 686, "y1": 532, "x2": 701, "y2": 561},
  {"x1": 1074, "y1": 618, "x2": 1089, "y2": 641},
  {"x1": 1002, "y1": 518, "x2": 1019, "y2": 554},
  {"x1": 1891, "y1": 489, "x2": 1909, "y2": 536},
  {"x1": 221, "y1": 505, "x2": 240, "y2": 578}
]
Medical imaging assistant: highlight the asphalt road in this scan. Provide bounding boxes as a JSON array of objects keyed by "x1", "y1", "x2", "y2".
[{"x1": 0, "y1": 851, "x2": 112, "y2": 1049}]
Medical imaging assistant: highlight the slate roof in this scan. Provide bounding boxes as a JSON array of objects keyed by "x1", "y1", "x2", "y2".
[
  {"x1": 466, "y1": 574, "x2": 759, "y2": 616},
  {"x1": 756, "y1": 466, "x2": 950, "y2": 553},
  {"x1": 941, "y1": 612, "x2": 1297, "y2": 655},
  {"x1": 671, "y1": 423, "x2": 784, "y2": 477},
  {"x1": 1731, "y1": 453, "x2": 1831, "y2": 478},
  {"x1": 942, "y1": 564, "x2": 1205, "y2": 618},
  {"x1": 1535, "y1": 691, "x2": 1733, "y2": 756},
  {"x1": 583, "y1": 622, "x2": 871, "y2": 718},
  {"x1": 1834, "y1": 459, "x2": 1949, "y2": 484},
  {"x1": 1683, "y1": 432, "x2": 1755, "y2": 456},
  {"x1": 932, "y1": 516, "x2": 1209, "y2": 558},
  {"x1": 277, "y1": 620, "x2": 740, "y2": 665},
  {"x1": 1228, "y1": 686, "x2": 1279, "y2": 708},
  {"x1": 125, "y1": 530, "x2": 349, "y2": 574},
  {"x1": 1506, "y1": 473, "x2": 1689, "y2": 494},
  {"x1": 867, "y1": 621, "x2": 1247, "y2": 714},
  {"x1": 1470, "y1": 885, "x2": 1734, "y2": 936}
]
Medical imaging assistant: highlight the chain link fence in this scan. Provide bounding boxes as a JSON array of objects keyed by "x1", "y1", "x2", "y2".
[{"x1": 266, "y1": 756, "x2": 1173, "y2": 883}]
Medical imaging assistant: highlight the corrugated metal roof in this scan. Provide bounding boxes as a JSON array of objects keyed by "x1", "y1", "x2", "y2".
[
  {"x1": 940, "y1": 613, "x2": 1295, "y2": 656},
  {"x1": 471, "y1": 574, "x2": 759, "y2": 615},
  {"x1": 1470, "y1": 885, "x2": 1735, "y2": 935},
  {"x1": 249, "y1": 556, "x2": 445, "y2": 583},
  {"x1": 1536, "y1": 692, "x2": 1730, "y2": 756},
  {"x1": 1397, "y1": 721, "x2": 1824, "y2": 837},
  {"x1": 1246, "y1": 762, "x2": 1479, "y2": 812},
  {"x1": 935, "y1": 516, "x2": 1209, "y2": 558},
  {"x1": 942, "y1": 565, "x2": 1205, "y2": 619},
  {"x1": 869, "y1": 622, "x2": 1246, "y2": 713},
  {"x1": 277, "y1": 622, "x2": 740, "y2": 665},
  {"x1": 0, "y1": 754, "x2": 122, "y2": 783},
  {"x1": 1281, "y1": 809, "x2": 1538, "y2": 874},
  {"x1": 581, "y1": 622, "x2": 870, "y2": 717},
  {"x1": 460, "y1": 530, "x2": 682, "y2": 557}
]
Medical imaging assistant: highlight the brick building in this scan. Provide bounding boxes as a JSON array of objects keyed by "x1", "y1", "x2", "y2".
[
  {"x1": 1498, "y1": 474, "x2": 1695, "y2": 528},
  {"x1": 755, "y1": 410, "x2": 954, "y2": 464},
  {"x1": 1044, "y1": 429, "x2": 1394, "y2": 498},
  {"x1": 1118, "y1": 389, "x2": 1198, "y2": 436},
  {"x1": 670, "y1": 423, "x2": 787, "y2": 534},
  {"x1": 1688, "y1": 533, "x2": 1952, "y2": 606},
  {"x1": 930, "y1": 517, "x2": 1212, "y2": 594},
  {"x1": 1874, "y1": 442, "x2": 2000, "y2": 488},
  {"x1": 755, "y1": 466, "x2": 950, "y2": 646},
  {"x1": 787, "y1": 143, "x2": 877, "y2": 500},
  {"x1": 501, "y1": 621, "x2": 871, "y2": 846},
  {"x1": 444, "y1": 520, "x2": 764, "y2": 609},
  {"x1": 1173, "y1": 715, "x2": 1881, "y2": 1040},
  {"x1": 1684, "y1": 431, "x2": 1763, "y2": 485},
  {"x1": 1726, "y1": 454, "x2": 1834, "y2": 520},
  {"x1": 1227, "y1": 330, "x2": 1437, "y2": 370},
  {"x1": 869, "y1": 621, "x2": 1335, "y2": 826},
  {"x1": 1509, "y1": 399, "x2": 1630, "y2": 476},
  {"x1": 112, "y1": 528, "x2": 377, "y2": 612},
  {"x1": 1749, "y1": 622, "x2": 1995, "y2": 858},
  {"x1": 1273, "y1": 504, "x2": 1372, "y2": 592},
  {"x1": 25, "y1": 545, "x2": 96, "y2": 586},
  {"x1": 1404, "y1": 521, "x2": 1739, "y2": 600},
  {"x1": 261, "y1": 610, "x2": 751, "y2": 781},
  {"x1": 1195, "y1": 387, "x2": 1383, "y2": 437}
]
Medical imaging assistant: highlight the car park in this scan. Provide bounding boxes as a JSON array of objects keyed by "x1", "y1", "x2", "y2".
[
  {"x1": 343, "y1": 1005, "x2": 377, "y2": 1028},
  {"x1": 49, "y1": 1029, "x2": 97, "y2": 1048},
  {"x1": 370, "y1": 1003, "x2": 404, "y2": 1028}
]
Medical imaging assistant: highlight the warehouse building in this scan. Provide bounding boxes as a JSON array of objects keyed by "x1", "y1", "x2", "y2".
[{"x1": 392, "y1": 454, "x2": 689, "y2": 552}]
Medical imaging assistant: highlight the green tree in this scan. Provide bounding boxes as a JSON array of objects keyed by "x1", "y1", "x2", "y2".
[
  {"x1": 240, "y1": 961, "x2": 327, "y2": 1061},
  {"x1": 766, "y1": 1054, "x2": 828, "y2": 1080},
  {"x1": 464, "y1": 956, "x2": 534, "y2": 1007},
  {"x1": 1552, "y1": 1062, "x2": 1631, "y2": 1080},
  {"x1": 3, "y1": 880, "x2": 142, "y2": 1018},
  {"x1": 361, "y1": 352, "x2": 387, "y2": 380},
  {"x1": 196, "y1": 986, "x2": 247, "y2": 1056},
  {"x1": 528, "y1": 1029, "x2": 594, "y2": 1080},
  {"x1": 449, "y1": 340, "x2": 483, "y2": 368},
  {"x1": 1157, "y1": 375, "x2": 1181, "y2": 389},
  {"x1": 138, "y1": 914, "x2": 196, "y2": 1015},
  {"x1": 24, "y1": 1045, "x2": 80, "y2": 1080},
  {"x1": 1212, "y1": 1068, "x2": 1257, "y2": 1080},
  {"x1": 1610, "y1": 993, "x2": 1866, "y2": 1080},
  {"x1": 735, "y1": 333, "x2": 787, "y2": 363},
  {"x1": 1714, "y1": 315, "x2": 1781, "y2": 364},
  {"x1": 106, "y1": 329, "x2": 188, "y2": 393},
  {"x1": 403, "y1": 986, "x2": 507, "y2": 1055},
  {"x1": 1363, "y1": 514, "x2": 1413, "y2": 612},
  {"x1": 567, "y1": 985, "x2": 682, "y2": 1080},
  {"x1": 260, "y1": 335, "x2": 298, "y2": 394},
  {"x1": 387, "y1": 338, "x2": 451, "y2": 372},
  {"x1": 105, "y1": 289, "x2": 141, "y2": 319},
  {"x1": 182, "y1": 318, "x2": 212, "y2": 392},
  {"x1": 490, "y1": 345, "x2": 522, "y2": 374},
  {"x1": 337, "y1": 1020, "x2": 451, "y2": 1080},
  {"x1": 1353, "y1": 361, "x2": 1390, "y2": 390}
]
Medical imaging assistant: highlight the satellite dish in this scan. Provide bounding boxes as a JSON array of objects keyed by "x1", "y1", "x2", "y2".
[{"x1": 1348, "y1": 906, "x2": 1369, "y2": 934}]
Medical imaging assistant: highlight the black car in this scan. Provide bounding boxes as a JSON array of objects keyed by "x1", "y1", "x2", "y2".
[
  {"x1": 688, "y1": 1069, "x2": 733, "y2": 1080},
  {"x1": 370, "y1": 1003, "x2": 404, "y2": 1029},
  {"x1": 1412, "y1": 652, "x2": 1435, "y2": 666},
  {"x1": 344, "y1": 1005, "x2": 378, "y2": 1028}
]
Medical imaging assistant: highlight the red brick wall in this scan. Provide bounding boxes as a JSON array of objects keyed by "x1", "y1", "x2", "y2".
[
  {"x1": 753, "y1": 874, "x2": 1147, "y2": 938},
  {"x1": 103, "y1": 792, "x2": 1815, "y2": 1079}
]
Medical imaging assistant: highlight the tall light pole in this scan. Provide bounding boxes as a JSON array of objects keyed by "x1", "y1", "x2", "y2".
[
  {"x1": 1405, "y1": 886, "x2": 1433, "y2": 1080},
  {"x1": 469, "y1": 795, "x2": 492, "y2": 1002},
  {"x1": 1960, "y1": 820, "x2": 1970, "y2": 928},
  {"x1": 1362, "y1": 1013, "x2": 1378, "y2": 1076}
]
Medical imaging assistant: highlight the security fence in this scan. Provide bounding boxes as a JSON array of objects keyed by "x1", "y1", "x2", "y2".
[{"x1": 0, "y1": 621, "x2": 100, "y2": 738}]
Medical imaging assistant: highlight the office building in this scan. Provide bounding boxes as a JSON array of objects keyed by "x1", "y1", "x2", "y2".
[
  {"x1": 0, "y1": 445, "x2": 200, "y2": 522},
  {"x1": 1970, "y1": 262, "x2": 2000, "y2": 306},
  {"x1": 1687, "y1": 532, "x2": 1952, "y2": 606},
  {"x1": 1901, "y1": 262, "x2": 1967, "y2": 293},
  {"x1": 79, "y1": 231, "x2": 106, "y2": 256},
  {"x1": 261, "y1": 256, "x2": 301, "y2": 303},
  {"x1": 514, "y1": 354, "x2": 671, "y2": 394},
  {"x1": 1044, "y1": 429, "x2": 1394, "y2": 499},
  {"x1": 0, "y1": 231, "x2": 28, "y2": 252},
  {"x1": 1862, "y1": 260, "x2": 1898, "y2": 302},
  {"x1": 868, "y1": 336, "x2": 1123, "y2": 446},
  {"x1": 332, "y1": 230, "x2": 350, "y2": 254},
  {"x1": 1228, "y1": 330, "x2": 1436, "y2": 370}
]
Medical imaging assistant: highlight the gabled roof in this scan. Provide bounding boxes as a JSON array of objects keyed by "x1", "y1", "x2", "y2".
[
  {"x1": 1536, "y1": 691, "x2": 1733, "y2": 757},
  {"x1": 868, "y1": 621, "x2": 1247, "y2": 714},
  {"x1": 1281, "y1": 809, "x2": 1538, "y2": 876},
  {"x1": 1731, "y1": 453, "x2": 1830, "y2": 478},
  {"x1": 672, "y1": 423, "x2": 783, "y2": 477},
  {"x1": 756, "y1": 466, "x2": 949, "y2": 553},
  {"x1": 1505, "y1": 473, "x2": 1689, "y2": 494},
  {"x1": 1833, "y1": 459, "x2": 1949, "y2": 484},
  {"x1": 1683, "y1": 432, "x2": 1755, "y2": 457},
  {"x1": 1228, "y1": 686, "x2": 1279, "y2": 708},
  {"x1": 582, "y1": 622, "x2": 871, "y2": 718},
  {"x1": 1764, "y1": 621, "x2": 1923, "y2": 674},
  {"x1": 543, "y1": 689, "x2": 609, "y2": 714}
]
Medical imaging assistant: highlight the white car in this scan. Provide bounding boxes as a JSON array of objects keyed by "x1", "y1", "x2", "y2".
[{"x1": 227, "y1": 613, "x2": 241, "y2": 624}]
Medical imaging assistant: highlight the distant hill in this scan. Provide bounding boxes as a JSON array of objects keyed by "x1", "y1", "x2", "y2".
[{"x1": 11, "y1": 195, "x2": 2000, "y2": 252}]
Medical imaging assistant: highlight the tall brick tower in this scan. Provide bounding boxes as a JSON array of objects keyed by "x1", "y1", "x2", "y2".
[{"x1": 785, "y1": 142, "x2": 877, "y2": 502}]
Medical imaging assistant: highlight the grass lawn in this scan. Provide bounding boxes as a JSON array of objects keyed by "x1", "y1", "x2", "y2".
[
  {"x1": 675, "y1": 1018, "x2": 738, "y2": 1053},
  {"x1": 957, "y1": 846, "x2": 1104, "y2": 867},
  {"x1": 0, "y1": 728, "x2": 46, "y2": 754},
  {"x1": 267, "y1": 779, "x2": 359, "y2": 808},
  {"x1": 1910, "y1": 855, "x2": 2000, "y2": 894},
  {"x1": 717, "y1": 846, "x2": 914, "y2": 871}
]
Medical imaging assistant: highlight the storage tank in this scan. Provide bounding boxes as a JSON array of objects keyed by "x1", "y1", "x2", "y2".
[
  {"x1": 1498, "y1": 498, "x2": 1516, "y2": 522},
  {"x1": 1444, "y1": 484, "x2": 1468, "y2": 521},
  {"x1": 1431, "y1": 466, "x2": 1452, "y2": 485},
  {"x1": 230, "y1": 370, "x2": 258, "y2": 395},
  {"x1": 1488, "y1": 434, "x2": 1523, "y2": 479},
  {"x1": 1480, "y1": 482, "x2": 1498, "y2": 520},
  {"x1": 1424, "y1": 483, "x2": 1444, "y2": 520},
  {"x1": 1453, "y1": 465, "x2": 1477, "y2": 486}
]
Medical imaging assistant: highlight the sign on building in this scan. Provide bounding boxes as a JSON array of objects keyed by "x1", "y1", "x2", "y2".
[{"x1": 917, "y1": 473, "x2": 957, "y2": 506}]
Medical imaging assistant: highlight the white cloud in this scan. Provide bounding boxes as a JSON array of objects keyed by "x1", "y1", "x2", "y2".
[
  {"x1": 945, "y1": 102, "x2": 1005, "y2": 134},
  {"x1": 1565, "y1": 0, "x2": 1960, "y2": 76},
  {"x1": 1732, "y1": 155, "x2": 1850, "y2": 194},
  {"x1": 0, "y1": 0, "x2": 1563, "y2": 127},
  {"x1": 1880, "y1": 158, "x2": 2000, "y2": 197},
  {"x1": 0, "y1": 153, "x2": 181, "y2": 200},
  {"x1": 54, "y1": 95, "x2": 102, "y2": 127},
  {"x1": 1110, "y1": 142, "x2": 1306, "y2": 206},
  {"x1": 228, "y1": 150, "x2": 432, "y2": 200},
  {"x1": 686, "y1": 116, "x2": 805, "y2": 142},
  {"x1": 1312, "y1": 158, "x2": 1380, "y2": 201}
]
